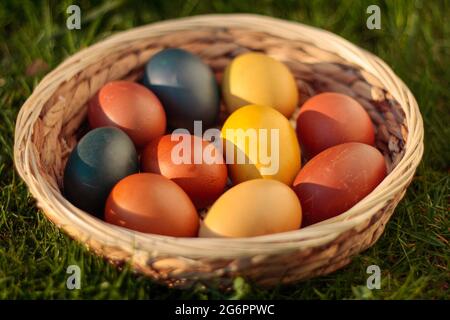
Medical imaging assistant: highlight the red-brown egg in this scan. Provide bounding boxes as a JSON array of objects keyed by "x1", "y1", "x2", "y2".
[
  {"x1": 296, "y1": 92, "x2": 375, "y2": 158},
  {"x1": 293, "y1": 142, "x2": 386, "y2": 226},
  {"x1": 141, "y1": 134, "x2": 227, "y2": 209},
  {"x1": 105, "y1": 173, "x2": 199, "y2": 237},
  {"x1": 88, "y1": 81, "x2": 166, "y2": 148}
]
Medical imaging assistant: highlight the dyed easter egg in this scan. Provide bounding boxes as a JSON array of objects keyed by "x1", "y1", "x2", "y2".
[
  {"x1": 296, "y1": 92, "x2": 375, "y2": 158},
  {"x1": 221, "y1": 105, "x2": 301, "y2": 185},
  {"x1": 88, "y1": 81, "x2": 166, "y2": 148},
  {"x1": 142, "y1": 48, "x2": 220, "y2": 132},
  {"x1": 105, "y1": 173, "x2": 199, "y2": 237},
  {"x1": 141, "y1": 134, "x2": 227, "y2": 209},
  {"x1": 63, "y1": 127, "x2": 139, "y2": 216},
  {"x1": 222, "y1": 52, "x2": 298, "y2": 117},
  {"x1": 199, "y1": 179, "x2": 302, "y2": 238},
  {"x1": 292, "y1": 142, "x2": 387, "y2": 226}
]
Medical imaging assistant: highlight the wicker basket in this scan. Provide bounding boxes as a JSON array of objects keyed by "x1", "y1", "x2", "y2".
[{"x1": 14, "y1": 14, "x2": 423, "y2": 288}]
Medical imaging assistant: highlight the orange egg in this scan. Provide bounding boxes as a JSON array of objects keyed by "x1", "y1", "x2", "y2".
[
  {"x1": 293, "y1": 143, "x2": 386, "y2": 226},
  {"x1": 88, "y1": 81, "x2": 166, "y2": 148},
  {"x1": 141, "y1": 134, "x2": 227, "y2": 209},
  {"x1": 296, "y1": 92, "x2": 375, "y2": 158},
  {"x1": 105, "y1": 173, "x2": 199, "y2": 237}
]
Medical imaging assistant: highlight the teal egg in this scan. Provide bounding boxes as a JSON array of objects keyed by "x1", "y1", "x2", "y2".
[
  {"x1": 142, "y1": 48, "x2": 220, "y2": 132},
  {"x1": 63, "y1": 127, "x2": 139, "y2": 216}
]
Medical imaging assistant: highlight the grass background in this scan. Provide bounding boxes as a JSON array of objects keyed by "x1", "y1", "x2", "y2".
[{"x1": 0, "y1": 0, "x2": 449, "y2": 299}]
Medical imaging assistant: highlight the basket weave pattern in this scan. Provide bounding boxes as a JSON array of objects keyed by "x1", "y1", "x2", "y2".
[{"x1": 14, "y1": 15, "x2": 423, "y2": 287}]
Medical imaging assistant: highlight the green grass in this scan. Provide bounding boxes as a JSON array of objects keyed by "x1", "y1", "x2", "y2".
[{"x1": 0, "y1": 0, "x2": 449, "y2": 299}]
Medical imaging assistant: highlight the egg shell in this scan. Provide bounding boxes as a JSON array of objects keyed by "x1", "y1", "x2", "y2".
[
  {"x1": 88, "y1": 81, "x2": 166, "y2": 148},
  {"x1": 292, "y1": 142, "x2": 386, "y2": 226},
  {"x1": 296, "y1": 92, "x2": 375, "y2": 158},
  {"x1": 199, "y1": 179, "x2": 302, "y2": 238},
  {"x1": 63, "y1": 127, "x2": 139, "y2": 216},
  {"x1": 105, "y1": 173, "x2": 199, "y2": 237},
  {"x1": 140, "y1": 134, "x2": 227, "y2": 209},
  {"x1": 221, "y1": 105, "x2": 301, "y2": 185},
  {"x1": 142, "y1": 48, "x2": 220, "y2": 132},
  {"x1": 222, "y1": 52, "x2": 298, "y2": 117}
]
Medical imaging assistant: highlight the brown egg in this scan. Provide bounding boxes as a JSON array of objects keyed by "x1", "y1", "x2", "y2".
[
  {"x1": 141, "y1": 134, "x2": 227, "y2": 209},
  {"x1": 88, "y1": 81, "x2": 166, "y2": 148},
  {"x1": 296, "y1": 92, "x2": 375, "y2": 158},
  {"x1": 105, "y1": 173, "x2": 199, "y2": 237},
  {"x1": 293, "y1": 143, "x2": 386, "y2": 226}
]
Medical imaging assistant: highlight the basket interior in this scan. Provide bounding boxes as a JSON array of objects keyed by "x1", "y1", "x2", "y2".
[{"x1": 31, "y1": 27, "x2": 408, "y2": 195}]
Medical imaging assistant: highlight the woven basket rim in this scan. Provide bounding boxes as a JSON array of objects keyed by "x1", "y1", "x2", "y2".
[{"x1": 14, "y1": 14, "x2": 424, "y2": 259}]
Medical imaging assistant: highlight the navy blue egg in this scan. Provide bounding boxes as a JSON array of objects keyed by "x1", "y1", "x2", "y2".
[
  {"x1": 63, "y1": 127, "x2": 139, "y2": 216},
  {"x1": 142, "y1": 48, "x2": 220, "y2": 132}
]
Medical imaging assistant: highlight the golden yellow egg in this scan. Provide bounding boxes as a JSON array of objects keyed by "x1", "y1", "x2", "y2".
[
  {"x1": 221, "y1": 105, "x2": 301, "y2": 185},
  {"x1": 199, "y1": 179, "x2": 302, "y2": 238},
  {"x1": 222, "y1": 52, "x2": 298, "y2": 117}
]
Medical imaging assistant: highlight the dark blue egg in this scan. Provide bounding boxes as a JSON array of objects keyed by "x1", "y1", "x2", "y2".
[
  {"x1": 63, "y1": 127, "x2": 139, "y2": 216},
  {"x1": 142, "y1": 48, "x2": 220, "y2": 132}
]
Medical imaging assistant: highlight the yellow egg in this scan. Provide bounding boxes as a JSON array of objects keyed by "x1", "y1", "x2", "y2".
[
  {"x1": 222, "y1": 52, "x2": 298, "y2": 117},
  {"x1": 199, "y1": 179, "x2": 302, "y2": 238},
  {"x1": 221, "y1": 105, "x2": 301, "y2": 185}
]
